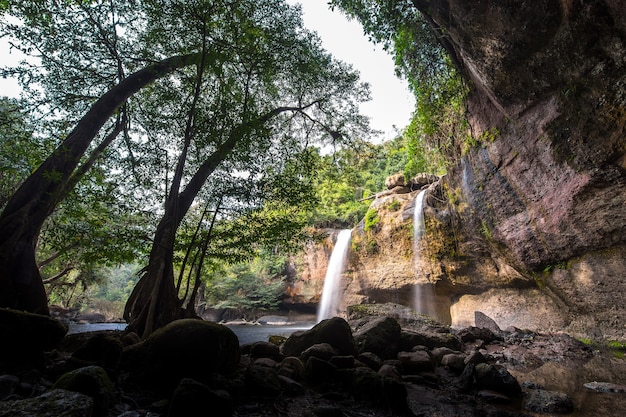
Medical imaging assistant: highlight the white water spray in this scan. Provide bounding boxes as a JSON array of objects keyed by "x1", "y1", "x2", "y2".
[
  {"x1": 413, "y1": 190, "x2": 436, "y2": 316},
  {"x1": 317, "y1": 229, "x2": 352, "y2": 322}
]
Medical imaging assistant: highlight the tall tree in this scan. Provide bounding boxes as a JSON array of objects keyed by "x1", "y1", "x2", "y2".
[
  {"x1": 0, "y1": 0, "x2": 370, "y2": 322},
  {"x1": 123, "y1": 0, "x2": 371, "y2": 337},
  {"x1": 0, "y1": 1, "x2": 199, "y2": 313},
  {"x1": 0, "y1": 52, "x2": 200, "y2": 314}
]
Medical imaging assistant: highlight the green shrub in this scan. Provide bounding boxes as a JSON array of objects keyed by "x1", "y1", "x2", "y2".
[{"x1": 364, "y1": 208, "x2": 380, "y2": 232}]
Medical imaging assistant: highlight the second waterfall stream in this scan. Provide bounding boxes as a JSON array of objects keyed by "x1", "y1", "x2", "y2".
[
  {"x1": 413, "y1": 189, "x2": 437, "y2": 317},
  {"x1": 317, "y1": 229, "x2": 352, "y2": 322}
]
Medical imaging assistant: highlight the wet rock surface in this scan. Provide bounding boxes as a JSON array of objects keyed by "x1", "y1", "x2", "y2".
[{"x1": 2, "y1": 314, "x2": 625, "y2": 416}]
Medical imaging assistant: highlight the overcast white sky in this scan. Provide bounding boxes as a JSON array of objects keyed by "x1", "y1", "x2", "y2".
[
  {"x1": 290, "y1": 0, "x2": 415, "y2": 140},
  {"x1": 0, "y1": 1, "x2": 415, "y2": 140}
]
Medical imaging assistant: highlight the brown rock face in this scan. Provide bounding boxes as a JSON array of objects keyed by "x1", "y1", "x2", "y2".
[
  {"x1": 283, "y1": 230, "x2": 343, "y2": 312},
  {"x1": 412, "y1": 0, "x2": 626, "y2": 340}
]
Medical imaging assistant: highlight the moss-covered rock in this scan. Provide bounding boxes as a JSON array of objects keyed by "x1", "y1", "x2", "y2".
[
  {"x1": 121, "y1": 319, "x2": 240, "y2": 393},
  {"x1": 0, "y1": 308, "x2": 67, "y2": 369},
  {"x1": 53, "y1": 365, "x2": 114, "y2": 417}
]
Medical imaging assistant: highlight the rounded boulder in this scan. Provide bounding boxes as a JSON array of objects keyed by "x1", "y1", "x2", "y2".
[{"x1": 121, "y1": 319, "x2": 240, "y2": 393}]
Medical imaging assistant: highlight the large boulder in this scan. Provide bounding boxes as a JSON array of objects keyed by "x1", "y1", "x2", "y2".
[
  {"x1": 281, "y1": 317, "x2": 355, "y2": 357},
  {"x1": 353, "y1": 316, "x2": 401, "y2": 359},
  {"x1": 473, "y1": 363, "x2": 521, "y2": 397},
  {"x1": 0, "y1": 308, "x2": 67, "y2": 368},
  {"x1": 121, "y1": 319, "x2": 240, "y2": 392}
]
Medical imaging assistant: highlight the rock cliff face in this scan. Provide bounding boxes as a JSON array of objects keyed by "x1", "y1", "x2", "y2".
[
  {"x1": 282, "y1": 230, "x2": 338, "y2": 313},
  {"x1": 289, "y1": 1, "x2": 625, "y2": 342},
  {"x1": 411, "y1": 0, "x2": 626, "y2": 341}
]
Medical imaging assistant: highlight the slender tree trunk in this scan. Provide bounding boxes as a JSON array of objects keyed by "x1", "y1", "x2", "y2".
[
  {"x1": 123, "y1": 131, "x2": 242, "y2": 338},
  {"x1": 0, "y1": 53, "x2": 200, "y2": 314}
]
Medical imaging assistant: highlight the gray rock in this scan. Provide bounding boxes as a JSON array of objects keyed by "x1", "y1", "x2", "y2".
[
  {"x1": 583, "y1": 381, "x2": 626, "y2": 393},
  {"x1": 397, "y1": 350, "x2": 433, "y2": 373},
  {"x1": 252, "y1": 357, "x2": 277, "y2": 368},
  {"x1": 0, "y1": 374, "x2": 19, "y2": 400},
  {"x1": 474, "y1": 311, "x2": 502, "y2": 333},
  {"x1": 477, "y1": 389, "x2": 511, "y2": 403},
  {"x1": 410, "y1": 173, "x2": 439, "y2": 189},
  {"x1": 353, "y1": 316, "x2": 401, "y2": 359},
  {"x1": 441, "y1": 353, "x2": 467, "y2": 372},
  {"x1": 301, "y1": 343, "x2": 339, "y2": 362},
  {"x1": 71, "y1": 332, "x2": 123, "y2": 369},
  {"x1": 400, "y1": 329, "x2": 461, "y2": 351},
  {"x1": 250, "y1": 341, "x2": 281, "y2": 359},
  {"x1": 385, "y1": 173, "x2": 405, "y2": 189},
  {"x1": 281, "y1": 317, "x2": 355, "y2": 357},
  {"x1": 430, "y1": 347, "x2": 458, "y2": 363},
  {"x1": 356, "y1": 352, "x2": 383, "y2": 371},
  {"x1": 277, "y1": 375, "x2": 306, "y2": 395},
  {"x1": 305, "y1": 356, "x2": 337, "y2": 384},
  {"x1": 257, "y1": 315, "x2": 288, "y2": 325},
  {"x1": 377, "y1": 364, "x2": 402, "y2": 381},
  {"x1": 458, "y1": 326, "x2": 498, "y2": 343},
  {"x1": 525, "y1": 389, "x2": 574, "y2": 414},
  {"x1": 0, "y1": 389, "x2": 94, "y2": 417},
  {"x1": 464, "y1": 350, "x2": 486, "y2": 365},
  {"x1": 313, "y1": 405, "x2": 344, "y2": 417},
  {"x1": 329, "y1": 355, "x2": 355, "y2": 369},
  {"x1": 474, "y1": 363, "x2": 521, "y2": 397},
  {"x1": 246, "y1": 364, "x2": 282, "y2": 396},
  {"x1": 278, "y1": 357, "x2": 305, "y2": 381},
  {"x1": 0, "y1": 308, "x2": 67, "y2": 361}
]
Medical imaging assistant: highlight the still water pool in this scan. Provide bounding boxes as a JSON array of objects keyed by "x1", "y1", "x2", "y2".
[{"x1": 67, "y1": 322, "x2": 313, "y2": 345}]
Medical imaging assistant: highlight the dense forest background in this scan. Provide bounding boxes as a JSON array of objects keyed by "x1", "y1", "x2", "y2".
[{"x1": 0, "y1": 0, "x2": 466, "y2": 326}]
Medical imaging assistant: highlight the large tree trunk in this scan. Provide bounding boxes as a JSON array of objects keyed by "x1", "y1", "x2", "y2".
[
  {"x1": 123, "y1": 106, "x2": 305, "y2": 338},
  {"x1": 123, "y1": 128, "x2": 243, "y2": 338},
  {"x1": 0, "y1": 53, "x2": 200, "y2": 314}
]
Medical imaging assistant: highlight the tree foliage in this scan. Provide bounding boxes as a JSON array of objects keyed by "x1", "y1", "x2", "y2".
[
  {"x1": 330, "y1": 0, "x2": 469, "y2": 168},
  {"x1": 205, "y1": 252, "x2": 288, "y2": 320},
  {"x1": 310, "y1": 136, "x2": 410, "y2": 227}
]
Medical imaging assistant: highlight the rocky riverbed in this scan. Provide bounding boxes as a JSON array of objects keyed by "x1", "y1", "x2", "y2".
[{"x1": 1, "y1": 306, "x2": 625, "y2": 417}]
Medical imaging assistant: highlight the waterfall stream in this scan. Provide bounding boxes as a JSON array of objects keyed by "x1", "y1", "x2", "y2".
[
  {"x1": 413, "y1": 190, "x2": 436, "y2": 316},
  {"x1": 317, "y1": 229, "x2": 352, "y2": 322}
]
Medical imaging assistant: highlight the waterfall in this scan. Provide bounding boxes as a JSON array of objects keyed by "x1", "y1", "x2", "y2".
[
  {"x1": 317, "y1": 229, "x2": 352, "y2": 322},
  {"x1": 413, "y1": 190, "x2": 436, "y2": 316},
  {"x1": 413, "y1": 190, "x2": 427, "y2": 249}
]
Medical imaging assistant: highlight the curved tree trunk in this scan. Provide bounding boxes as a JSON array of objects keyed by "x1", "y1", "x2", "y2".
[
  {"x1": 123, "y1": 105, "x2": 306, "y2": 338},
  {"x1": 0, "y1": 53, "x2": 200, "y2": 314}
]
